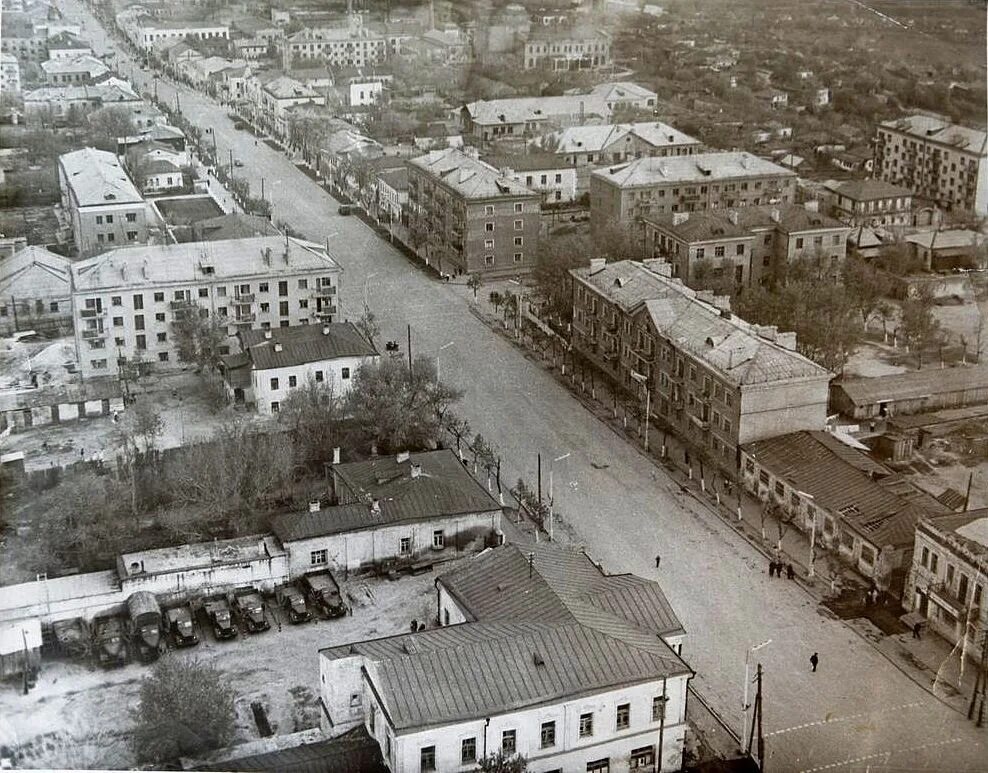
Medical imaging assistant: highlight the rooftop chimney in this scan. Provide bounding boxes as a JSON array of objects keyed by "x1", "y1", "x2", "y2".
[
  {"x1": 777, "y1": 330, "x2": 797, "y2": 351},
  {"x1": 803, "y1": 199, "x2": 820, "y2": 213},
  {"x1": 396, "y1": 451, "x2": 410, "y2": 463},
  {"x1": 263, "y1": 330, "x2": 273, "y2": 339},
  {"x1": 672, "y1": 211, "x2": 689, "y2": 226},
  {"x1": 322, "y1": 325, "x2": 331, "y2": 335},
  {"x1": 274, "y1": 342, "x2": 283, "y2": 352},
  {"x1": 309, "y1": 500, "x2": 321, "y2": 512},
  {"x1": 410, "y1": 463, "x2": 422, "y2": 479},
  {"x1": 589, "y1": 257, "x2": 606, "y2": 274},
  {"x1": 727, "y1": 209, "x2": 739, "y2": 225},
  {"x1": 770, "y1": 208, "x2": 781, "y2": 223},
  {"x1": 370, "y1": 498, "x2": 381, "y2": 515},
  {"x1": 333, "y1": 446, "x2": 341, "y2": 464}
]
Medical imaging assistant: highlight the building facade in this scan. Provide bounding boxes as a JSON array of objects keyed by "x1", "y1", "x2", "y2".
[
  {"x1": 68, "y1": 236, "x2": 343, "y2": 379},
  {"x1": 570, "y1": 258, "x2": 830, "y2": 473},
  {"x1": 321, "y1": 543, "x2": 693, "y2": 773},
  {"x1": 873, "y1": 114, "x2": 988, "y2": 215},
  {"x1": 220, "y1": 322, "x2": 379, "y2": 414},
  {"x1": 57, "y1": 147, "x2": 148, "y2": 258},
  {"x1": 823, "y1": 180, "x2": 914, "y2": 227},
  {"x1": 41, "y1": 54, "x2": 110, "y2": 85},
  {"x1": 407, "y1": 148, "x2": 541, "y2": 278},
  {"x1": 523, "y1": 26, "x2": 611, "y2": 71},
  {"x1": 903, "y1": 513, "x2": 987, "y2": 655},
  {"x1": 0, "y1": 246, "x2": 73, "y2": 337},
  {"x1": 0, "y1": 53, "x2": 21, "y2": 95},
  {"x1": 483, "y1": 153, "x2": 579, "y2": 204},
  {"x1": 271, "y1": 450, "x2": 502, "y2": 576},
  {"x1": 590, "y1": 152, "x2": 797, "y2": 229}
]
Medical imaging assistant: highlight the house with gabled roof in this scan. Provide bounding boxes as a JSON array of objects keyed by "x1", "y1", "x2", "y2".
[
  {"x1": 319, "y1": 542, "x2": 693, "y2": 772},
  {"x1": 271, "y1": 449, "x2": 502, "y2": 576},
  {"x1": 0, "y1": 245, "x2": 73, "y2": 337}
]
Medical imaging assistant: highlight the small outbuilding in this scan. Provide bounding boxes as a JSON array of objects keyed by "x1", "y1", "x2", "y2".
[{"x1": 830, "y1": 367, "x2": 988, "y2": 421}]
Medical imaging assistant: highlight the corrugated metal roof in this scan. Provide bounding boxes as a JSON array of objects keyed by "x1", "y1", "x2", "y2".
[
  {"x1": 271, "y1": 450, "x2": 499, "y2": 542},
  {"x1": 58, "y1": 147, "x2": 143, "y2": 207},
  {"x1": 239, "y1": 322, "x2": 378, "y2": 370},
  {"x1": 409, "y1": 148, "x2": 536, "y2": 200},
  {"x1": 197, "y1": 726, "x2": 387, "y2": 772},
  {"x1": 741, "y1": 431, "x2": 947, "y2": 547},
  {"x1": 834, "y1": 367, "x2": 988, "y2": 407},
  {"x1": 592, "y1": 151, "x2": 794, "y2": 188}
]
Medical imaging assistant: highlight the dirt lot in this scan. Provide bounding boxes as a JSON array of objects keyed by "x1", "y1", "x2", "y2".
[{"x1": 0, "y1": 568, "x2": 445, "y2": 770}]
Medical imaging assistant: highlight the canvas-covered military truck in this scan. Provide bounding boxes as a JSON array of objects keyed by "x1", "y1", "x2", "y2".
[
  {"x1": 202, "y1": 596, "x2": 238, "y2": 640},
  {"x1": 274, "y1": 584, "x2": 311, "y2": 624},
  {"x1": 128, "y1": 591, "x2": 164, "y2": 663},
  {"x1": 92, "y1": 615, "x2": 129, "y2": 668},
  {"x1": 165, "y1": 606, "x2": 199, "y2": 648},
  {"x1": 299, "y1": 571, "x2": 347, "y2": 618},
  {"x1": 230, "y1": 588, "x2": 270, "y2": 633}
]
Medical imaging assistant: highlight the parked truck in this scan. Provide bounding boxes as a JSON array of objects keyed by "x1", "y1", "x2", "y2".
[
  {"x1": 92, "y1": 615, "x2": 129, "y2": 668},
  {"x1": 202, "y1": 596, "x2": 238, "y2": 640},
  {"x1": 230, "y1": 588, "x2": 270, "y2": 633},
  {"x1": 299, "y1": 571, "x2": 347, "y2": 618},
  {"x1": 52, "y1": 618, "x2": 90, "y2": 659},
  {"x1": 165, "y1": 606, "x2": 199, "y2": 648},
  {"x1": 128, "y1": 591, "x2": 164, "y2": 663},
  {"x1": 274, "y1": 584, "x2": 311, "y2": 624}
]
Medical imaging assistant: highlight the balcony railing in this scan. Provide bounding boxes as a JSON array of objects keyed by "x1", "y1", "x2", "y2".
[
  {"x1": 314, "y1": 285, "x2": 337, "y2": 297},
  {"x1": 170, "y1": 299, "x2": 194, "y2": 310},
  {"x1": 81, "y1": 328, "x2": 105, "y2": 340},
  {"x1": 234, "y1": 293, "x2": 255, "y2": 303},
  {"x1": 317, "y1": 305, "x2": 338, "y2": 317},
  {"x1": 233, "y1": 314, "x2": 256, "y2": 324},
  {"x1": 80, "y1": 307, "x2": 105, "y2": 318}
]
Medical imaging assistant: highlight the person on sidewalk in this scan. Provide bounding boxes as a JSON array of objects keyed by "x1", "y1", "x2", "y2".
[
  {"x1": 655, "y1": 555, "x2": 661, "y2": 569},
  {"x1": 768, "y1": 560, "x2": 777, "y2": 577},
  {"x1": 912, "y1": 622, "x2": 923, "y2": 640},
  {"x1": 810, "y1": 652, "x2": 819, "y2": 672},
  {"x1": 786, "y1": 563, "x2": 795, "y2": 580}
]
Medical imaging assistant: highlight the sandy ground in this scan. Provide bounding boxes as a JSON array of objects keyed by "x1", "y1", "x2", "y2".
[
  {"x1": 0, "y1": 568, "x2": 442, "y2": 770},
  {"x1": 0, "y1": 336, "x2": 79, "y2": 391}
]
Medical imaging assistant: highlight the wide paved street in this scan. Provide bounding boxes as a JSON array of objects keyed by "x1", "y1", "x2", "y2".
[{"x1": 66, "y1": 4, "x2": 988, "y2": 769}]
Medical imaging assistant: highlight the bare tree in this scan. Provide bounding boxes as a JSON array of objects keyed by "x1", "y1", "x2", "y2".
[
  {"x1": 279, "y1": 377, "x2": 343, "y2": 471},
  {"x1": 444, "y1": 413, "x2": 472, "y2": 459}
]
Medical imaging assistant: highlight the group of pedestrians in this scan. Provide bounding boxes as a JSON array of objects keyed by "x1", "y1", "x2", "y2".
[{"x1": 769, "y1": 558, "x2": 795, "y2": 580}]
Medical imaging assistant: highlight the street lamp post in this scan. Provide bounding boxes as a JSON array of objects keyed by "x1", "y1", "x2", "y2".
[
  {"x1": 548, "y1": 452, "x2": 570, "y2": 541},
  {"x1": 630, "y1": 370, "x2": 651, "y2": 452},
  {"x1": 437, "y1": 341, "x2": 454, "y2": 383},
  {"x1": 741, "y1": 639, "x2": 772, "y2": 753}
]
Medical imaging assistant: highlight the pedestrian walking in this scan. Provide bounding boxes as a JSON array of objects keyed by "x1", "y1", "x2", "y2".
[
  {"x1": 810, "y1": 652, "x2": 819, "y2": 672},
  {"x1": 410, "y1": 619, "x2": 417, "y2": 633},
  {"x1": 655, "y1": 555, "x2": 661, "y2": 569},
  {"x1": 912, "y1": 622, "x2": 922, "y2": 640},
  {"x1": 768, "y1": 560, "x2": 775, "y2": 577},
  {"x1": 786, "y1": 563, "x2": 795, "y2": 580}
]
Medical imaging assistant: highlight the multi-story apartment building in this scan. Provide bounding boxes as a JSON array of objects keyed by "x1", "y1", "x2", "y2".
[
  {"x1": 45, "y1": 32, "x2": 92, "y2": 60},
  {"x1": 220, "y1": 322, "x2": 378, "y2": 414},
  {"x1": 321, "y1": 543, "x2": 693, "y2": 773},
  {"x1": 0, "y1": 53, "x2": 20, "y2": 95},
  {"x1": 128, "y1": 20, "x2": 230, "y2": 52},
  {"x1": 57, "y1": 148, "x2": 148, "y2": 258},
  {"x1": 0, "y1": 14, "x2": 48, "y2": 62},
  {"x1": 69, "y1": 236, "x2": 343, "y2": 379},
  {"x1": 482, "y1": 152, "x2": 579, "y2": 204},
  {"x1": 822, "y1": 179, "x2": 914, "y2": 227},
  {"x1": 407, "y1": 148, "x2": 541, "y2": 278},
  {"x1": 874, "y1": 114, "x2": 988, "y2": 215},
  {"x1": 642, "y1": 203, "x2": 851, "y2": 289},
  {"x1": 283, "y1": 27, "x2": 387, "y2": 67},
  {"x1": 590, "y1": 152, "x2": 797, "y2": 230},
  {"x1": 461, "y1": 94, "x2": 611, "y2": 143},
  {"x1": 540, "y1": 121, "x2": 702, "y2": 193},
  {"x1": 570, "y1": 258, "x2": 830, "y2": 473},
  {"x1": 904, "y1": 512, "x2": 987, "y2": 653},
  {"x1": 523, "y1": 25, "x2": 611, "y2": 71}
]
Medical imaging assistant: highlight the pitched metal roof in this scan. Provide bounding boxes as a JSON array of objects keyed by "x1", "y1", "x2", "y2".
[
  {"x1": 833, "y1": 179, "x2": 913, "y2": 201},
  {"x1": 409, "y1": 148, "x2": 537, "y2": 200},
  {"x1": 741, "y1": 431, "x2": 948, "y2": 548},
  {"x1": 58, "y1": 147, "x2": 143, "y2": 207},
  {"x1": 271, "y1": 450, "x2": 500, "y2": 542},
  {"x1": 198, "y1": 726, "x2": 387, "y2": 772},
  {"x1": 0, "y1": 245, "x2": 71, "y2": 296},
  {"x1": 464, "y1": 95, "x2": 611, "y2": 126},
  {"x1": 834, "y1": 366, "x2": 988, "y2": 407},
  {"x1": 323, "y1": 620, "x2": 689, "y2": 732},
  {"x1": 238, "y1": 322, "x2": 378, "y2": 371},
  {"x1": 882, "y1": 114, "x2": 987, "y2": 155},
  {"x1": 592, "y1": 152, "x2": 794, "y2": 188}
]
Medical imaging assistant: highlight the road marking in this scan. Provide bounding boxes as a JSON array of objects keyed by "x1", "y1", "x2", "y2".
[
  {"x1": 766, "y1": 701, "x2": 924, "y2": 736},
  {"x1": 798, "y1": 737, "x2": 965, "y2": 772}
]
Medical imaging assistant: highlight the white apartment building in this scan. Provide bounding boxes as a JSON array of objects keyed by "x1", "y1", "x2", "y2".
[
  {"x1": 0, "y1": 53, "x2": 21, "y2": 95},
  {"x1": 320, "y1": 543, "x2": 693, "y2": 773},
  {"x1": 874, "y1": 114, "x2": 988, "y2": 215},
  {"x1": 130, "y1": 21, "x2": 230, "y2": 51},
  {"x1": 57, "y1": 148, "x2": 148, "y2": 258},
  {"x1": 283, "y1": 27, "x2": 387, "y2": 68},
  {"x1": 484, "y1": 152, "x2": 579, "y2": 204},
  {"x1": 220, "y1": 322, "x2": 378, "y2": 414},
  {"x1": 69, "y1": 236, "x2": 343, "y2": 379}
]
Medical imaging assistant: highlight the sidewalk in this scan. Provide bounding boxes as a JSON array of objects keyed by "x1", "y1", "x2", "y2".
[{"x1": 465, "y1": 292, "x2": 985, "y2": 720}]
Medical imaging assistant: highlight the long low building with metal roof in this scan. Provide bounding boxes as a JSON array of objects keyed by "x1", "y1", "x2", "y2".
[
  {"x1": 830, "y1": 366, "x2": 988, "y2": 420},
  {"x1": 319, "y1": 542, "x2": 693, "y2": 772}
]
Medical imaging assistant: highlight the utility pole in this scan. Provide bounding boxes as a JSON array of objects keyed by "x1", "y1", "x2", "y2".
[
  {"x1": 746, "y1": 663, "x2": 765, "y2": 770},
  {"x1": 537, "y1": 452, "x2": 542, "y2": 506},
  {"x1": 970, "y1": 633, "x2": 988, "y2": 726},
  {"x1": 229, "y1": 148, "x2": 234, "y2": 176},
  {"x1": 406, "y1": 323, "x2": 412, "y2": 374}
]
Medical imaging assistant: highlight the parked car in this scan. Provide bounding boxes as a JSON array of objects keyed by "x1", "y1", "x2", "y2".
[
  {"x1": 274, "y1": 584, "x2": 311, "y2": 624},
  {"x1": 233, "y1": 158, "x2": 244, "y2": 167}
]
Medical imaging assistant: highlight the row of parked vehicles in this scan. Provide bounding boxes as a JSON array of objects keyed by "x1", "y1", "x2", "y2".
[{"x1": 49, "y1": 571, "x2": 347, "y2": 669}]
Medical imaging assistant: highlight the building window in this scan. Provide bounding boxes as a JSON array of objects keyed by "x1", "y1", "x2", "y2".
[
  {"x1": 616, "y1": 703, "x2": 630, "y2": 730},
  {"x1": 133, "y1": 294, "x2": 144, "y2": 310},
  {"x1": 485, "y1": 239, "x2": 494, "y2": 249},
  {"x1": 279, "y1": 301, "x2": 289, "y2": 316},
  {"x1": 271, "y1": 401, "x2": 280, "y2": 412},
  {"x1": 513, "y1": 219, "x2": 523, "y2": 230},
  {"x1": 158, "y1": 352, "x2": 169, "y2": 362},
  {"x1": 796, "y1": 237, "x2": 804, "y2": 249},
  {"x1": 486, "y1": 222, "x2": 495, "y2": 232},
  {"x1": 95, "y1": 215, "x2": 103, "y2": 225},
  {"x1": 113, "y1": 316, "x2": 123, "y2": 327},
  {"x1": 485, "y1": 205, "x2": 495, "y2": 215},
  {"x1": 587, "y1": 760, "x2": 610, "y2": 773},
  {"x1": 930, "y1": 553, "x2": 939, "y2": 573},
  {"x1": 696, "y1": 248, "x2": 705, "y2": 259},
  {"x1": 270, "y1": 378, "x2": 279, "y2": 390},
  {"x1": 136, "y1": 334, "x2": 146, "y2": 350},
  {"x1": 433, "y1": 530, "x2": 444, "y2": 549},
  {"x1": 502, "y1": 729, "x2": 516, "y2": 755},
  {"x1": 342, "y1": 367, "x2": 351, "y2": 379},
  {"x1": 315, "y1": 370, "x2": 324, "y2": 382},
  {"x1": 714, "y1": 245, "x2": 725, "y2": 257},
  {"x1": 126, "y1": 213, "x2": 136, "y2": 223},
  {"x1": 259, "y1": 282, "x2": 269, "y2": 293},
  {"x1": 921, "y1": 546, "x2": 929, "y2": 567},
  {"x1": 579, "y1": 712, "x2": 593, "y2": 737},
  {"x1": 485, "y1": 255, "x2": 495, "y2": 267},
  {"x1": 514, "y1": 253, "x2": 523, "y2": 263},
  {"x1": 653, "y1": 695, "x2": 668, "y2": 721},
  {"x1": 134, "y1": 315, "x2": 145, "y2": 331},
  {"x1": 420, "y1": 746, "x2": 436, "y2": 772},
  {"x1": 399, "y1": 537, "x2": 411, "y2": 554},
  {"x1": 156, "y1": 332, "x2": 167, "y2": 343},
  {"x1": 514, "y1": 202, "x2": 523, "y2": 213},
  {"x1": 279, "y1": 280, "x2": 288, "y2": 296},
  {"x1": 310, "y1": 549, "x2": 327, "y2": 565},
  {"x1": 288, "y1": 375, "x2": 297, "y2": 388},
  {"x1": 630, "y1": 747, "x2": 655, "y2": 770},
  {"x1": 461, "y1": 738, "x2": 476, "y2": 764},
  {"x1": 514, "y1": 236, "x2": 523, "y2": 246},
  {"x1": 540, "y1": 720, "x2": 556, "y2": 748}
]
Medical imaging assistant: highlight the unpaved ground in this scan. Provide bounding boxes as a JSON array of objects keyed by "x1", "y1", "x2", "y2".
[
  {"x1": 0, "y1": 336, "x2": 78, "y2": 391},
  {"x1": 0, "y1": 569, "x2": 443, "y2": 770}
]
